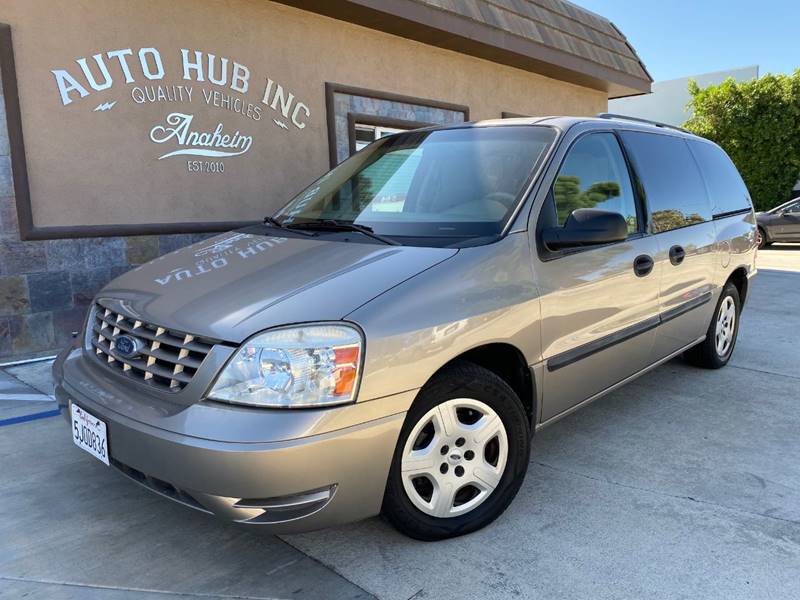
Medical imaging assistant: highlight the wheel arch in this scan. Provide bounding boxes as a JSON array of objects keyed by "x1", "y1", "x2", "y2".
[
  {"x1": 727, "y1": 266, "x2": 749, "y2": 307},
  {"x1": 428, "y1": 343, "x2": 536, "y2": 430}
]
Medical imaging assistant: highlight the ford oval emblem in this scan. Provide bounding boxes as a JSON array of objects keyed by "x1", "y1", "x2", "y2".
[{"x1": 114, "y1": 334, "x2": 143, "y2": 359}]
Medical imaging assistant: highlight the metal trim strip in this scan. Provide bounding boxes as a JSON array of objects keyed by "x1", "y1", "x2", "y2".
[
  {"x1": 659, "y1": 292, "x2": 713, "y2": 324},
  {"x1": 712, "y1": 208, "x2": 753, "y2": 220},
  {"x1": 546, "y1": 291, "x2": 713, "y2": 372}
]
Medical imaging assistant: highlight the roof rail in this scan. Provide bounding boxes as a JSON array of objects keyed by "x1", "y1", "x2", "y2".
[{"x1": 596, "y1": 113, "x2": 692, "y2": 135}]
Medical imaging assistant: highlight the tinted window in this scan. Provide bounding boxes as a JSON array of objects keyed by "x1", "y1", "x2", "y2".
[
  {"x1": 621, "y1": 132, "x2": 711, "y2": 233},
  {"x1": 785, "y1": 201, "x2": 800, "y2": 214},
  {"x1": 552, "y1": 133, "x2": 638, "y2": 233},
  {"x1": 688, "y1": 140, "x2": 752, "y2": 215}
]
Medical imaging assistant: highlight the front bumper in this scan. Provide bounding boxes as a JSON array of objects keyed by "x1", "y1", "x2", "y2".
[{"x1": 55, "y1": 348, "x2": 412, "y2": 533}]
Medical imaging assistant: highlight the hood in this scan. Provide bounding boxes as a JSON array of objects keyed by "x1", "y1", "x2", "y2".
[{"x1": 99, "y1": 230, "x2": 457, "y2": 342}]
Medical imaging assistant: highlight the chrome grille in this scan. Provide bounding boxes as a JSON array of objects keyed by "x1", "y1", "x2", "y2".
[{"x1": 89, "y1": 303, "x2": 215, "y2": 391}]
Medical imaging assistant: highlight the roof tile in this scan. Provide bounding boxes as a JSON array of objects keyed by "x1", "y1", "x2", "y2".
[{"x1": 408, "y1": 0, "x2": 649, "y2": 83}]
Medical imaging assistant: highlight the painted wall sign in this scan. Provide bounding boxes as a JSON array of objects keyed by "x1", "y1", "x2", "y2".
[
  {"x1": 50, "y1": 47, "x2": 310, "y2": 173},
  {"x1": 13, "y1": 1, "x2": 565, "y2": 233}
]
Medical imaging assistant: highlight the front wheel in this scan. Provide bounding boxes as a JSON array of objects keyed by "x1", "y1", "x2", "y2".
[
  {"x1": 382, "y1": 361, "x2": 530, "y2": 540},
  {"x1": 684, "y1": 281, "x2": 741, "y2": 369}
]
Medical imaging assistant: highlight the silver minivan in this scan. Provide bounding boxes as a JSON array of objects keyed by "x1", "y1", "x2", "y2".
[{"x1": 55, "y1": 115, "x2": 757, "y2": 540}]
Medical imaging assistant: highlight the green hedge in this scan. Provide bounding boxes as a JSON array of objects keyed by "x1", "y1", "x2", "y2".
[{"x1": 684, "y1": 70, "x2": 800, "y2": 211}]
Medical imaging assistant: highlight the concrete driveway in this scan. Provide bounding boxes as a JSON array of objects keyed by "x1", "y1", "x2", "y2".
[{"x1": 2, "y1": 245, "x2": 798, "y2": 599}]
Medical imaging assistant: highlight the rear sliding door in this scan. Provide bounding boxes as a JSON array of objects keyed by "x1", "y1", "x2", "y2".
[{"x1": 619, "y1": 132, "x2": 717, "y2": 360}]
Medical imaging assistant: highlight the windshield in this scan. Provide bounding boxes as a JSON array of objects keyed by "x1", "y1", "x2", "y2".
[
  {"x1": 772, "y1": 198, "x2": 800, "y2": 213},
  {"x1": 273, "y1": 126, "x2": 556, "y2": 246}
]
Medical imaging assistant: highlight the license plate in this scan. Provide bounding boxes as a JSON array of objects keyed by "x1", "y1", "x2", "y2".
[{"x1": 70, "y1": 403, "x2": 109, "y2": 466}]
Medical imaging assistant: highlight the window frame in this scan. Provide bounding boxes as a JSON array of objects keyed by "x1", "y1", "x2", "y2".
[
  {"x1": 782, "y1": 200, "x2": 800, "y2": 214},
  {"x1": 535, "y1": 129, "x2": 648, "y2": 261},
  {"x1": 768, "y1": 197, "x2": 800, "y2": 215}
]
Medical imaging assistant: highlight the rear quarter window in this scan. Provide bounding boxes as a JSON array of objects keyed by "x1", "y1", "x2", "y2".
[
  {"x1": 620, "y1": 131, "x2": 712, "y2": 233},
  {"x1": 687, "y1": 140, "x2": 753, "y2": 216}
]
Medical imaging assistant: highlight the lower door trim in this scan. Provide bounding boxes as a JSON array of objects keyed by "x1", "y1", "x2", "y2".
[
  {"x1": 546, "y1": 291, "x2": 713, "y2": 372},
  {"x1": 546, "y1": 315, "x2": 660, "y2": 372},
  {"x1": 659, "y1": 291, "x2": 712, "y2": 324},
  {"x1": 537, "y1": 335, "x2": 706, "y2": 430}
]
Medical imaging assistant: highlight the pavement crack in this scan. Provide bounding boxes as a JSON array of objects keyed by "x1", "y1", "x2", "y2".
[
  {"x1": 533, "y1": 461, "x2": 800, "y2": 527},
  {"x1": 264, "y1": 558, "x2": 300, "y2": 576},
  {"x1": 276, "y1": 536, "x2": 378, "y2": 599},
  {"x1": 406, "y1": 589, "x2": 425, "y2": 600},
  {"x1": 727, "y1": 363, "x2": 800, "y2": 381},
  {"x1": 0, "y1": 575, "x2": 289, "y2": 599}
]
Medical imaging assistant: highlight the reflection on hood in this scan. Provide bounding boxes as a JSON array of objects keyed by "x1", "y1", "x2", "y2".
[{"x1": 100, "y1": 230, "x2": 457, "y2": 342}]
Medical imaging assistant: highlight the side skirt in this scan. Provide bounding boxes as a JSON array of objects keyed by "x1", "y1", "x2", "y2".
[{"x1": 535, "y1": 335, "x2": 706, "y2": 431}]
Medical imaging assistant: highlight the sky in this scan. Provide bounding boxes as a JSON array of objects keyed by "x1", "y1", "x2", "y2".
[{"x1": 576, "y1": 0, "x2": 799, "y2": 81}]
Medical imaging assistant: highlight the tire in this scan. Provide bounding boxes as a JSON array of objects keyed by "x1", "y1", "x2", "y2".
[
  {"x1": 683, "y1": 281, "x2": 741, "y2": 369},
  {"x1": 382, "y1": 361, "x2": 530, "y2": 540},
  {"x1": 757, "y1": 227, "x2": 770, "y2": 249}
]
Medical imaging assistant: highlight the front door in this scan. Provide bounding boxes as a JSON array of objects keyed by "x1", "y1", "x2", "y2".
[{"x1": 533, "y1": 131, "x2": 661, "y2": 422}]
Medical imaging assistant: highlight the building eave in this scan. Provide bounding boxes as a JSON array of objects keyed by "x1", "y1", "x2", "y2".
[{"x1": 271, "y1": 0, "x2": 652, "y2": 98}]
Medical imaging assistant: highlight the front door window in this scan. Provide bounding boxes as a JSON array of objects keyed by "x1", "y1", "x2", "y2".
[{"x1": 552, "y1": 133, "x2": 639, "y2": 233}]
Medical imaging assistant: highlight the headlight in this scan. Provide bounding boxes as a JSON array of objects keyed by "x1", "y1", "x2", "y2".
[{"x1": 209, "y1": 324, "x2": 362, "y2": 408}]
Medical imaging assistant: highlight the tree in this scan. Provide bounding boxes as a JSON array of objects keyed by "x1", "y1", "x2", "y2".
[
  {"x1": 684, "y1": 70, "x2": 800, "y2": 211},
  {"x1": 553, "y1": 176, "x2": 621, "y2": 224},
  {"x1": 651, "y1": 209, "x2": 704, "y2": 233}
]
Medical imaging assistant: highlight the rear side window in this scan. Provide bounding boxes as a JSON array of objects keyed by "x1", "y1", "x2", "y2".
[
  {"x1": 687, "y1": 140, "x2": 752, "y2": 216},
  {"x1": 621, "y1": 132, "x2": 711, "y2": 233}
]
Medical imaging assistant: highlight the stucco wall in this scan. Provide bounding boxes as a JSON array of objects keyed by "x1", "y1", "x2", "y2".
[
  {"x1": 0, "y1": 0, "x2": 606, "y2": 359},
  {"x1": 5, "y1": 0, "x2": 606, "y2": 229}
]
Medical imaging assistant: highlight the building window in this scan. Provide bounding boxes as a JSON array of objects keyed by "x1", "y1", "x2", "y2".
[
  {"x1": 353, "y1": 123, "x2": 408, "y2": 151},
  {"x1": 325, "y1": 83, "x2": 469, "y2": 167},
  {"x1": 348, "y1": 114, "x2": 433, "y2": 155}
]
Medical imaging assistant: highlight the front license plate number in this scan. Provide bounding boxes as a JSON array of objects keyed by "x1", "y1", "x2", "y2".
[{"x1": 70, "y1": 403, "x2": 109, "y2": 466}]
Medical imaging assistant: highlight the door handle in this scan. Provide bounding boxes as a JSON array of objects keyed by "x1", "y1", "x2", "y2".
[
  {"x1": 633, "y1": 254, "x2": 654, "y2": 277},
  {"x1": 669, "y1": 245, "x2": 686, "y2": 265}
]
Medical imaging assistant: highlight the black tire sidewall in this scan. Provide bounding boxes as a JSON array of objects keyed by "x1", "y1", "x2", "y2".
[{"x1": 382, "y1": 362, "x2": 530, "y2": 540}]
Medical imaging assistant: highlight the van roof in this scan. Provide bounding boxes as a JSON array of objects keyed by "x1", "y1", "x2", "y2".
[{"x1": 461, "y1": 115, "x2": 701, "y2": 139}]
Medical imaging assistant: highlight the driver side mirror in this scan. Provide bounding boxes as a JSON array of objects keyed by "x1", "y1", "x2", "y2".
[{"x1": 542, "y1": 208, "x2": 629, "y2": 251}]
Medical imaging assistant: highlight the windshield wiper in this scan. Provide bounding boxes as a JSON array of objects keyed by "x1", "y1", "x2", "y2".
[
  {"x1": 286, "y1": 219, "x2": 400, "y2": 246},
  {"x1": 263, "y1": 216, "x2": 283, "y2": 228},
  {"x1": 262, "y1": 215, "x2": 316, "y2": 237}
]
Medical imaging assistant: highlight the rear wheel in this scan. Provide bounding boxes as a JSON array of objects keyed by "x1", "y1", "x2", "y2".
[
  {"x1": 382, "y1": 361, "x2": 530, "y2": 540},
  {"x1": 684, "y1": 281, "x2": 741, "y2": 369}
]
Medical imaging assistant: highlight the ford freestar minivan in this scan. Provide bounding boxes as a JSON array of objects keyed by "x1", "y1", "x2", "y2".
[{"x1": 55, "y1": 115, "x2": 756, "y2": 540}]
